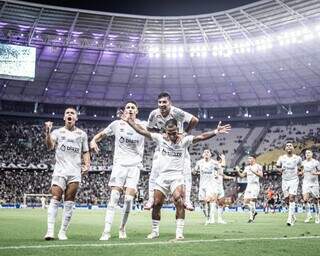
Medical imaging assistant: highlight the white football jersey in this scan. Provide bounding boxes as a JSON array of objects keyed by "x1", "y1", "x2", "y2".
[
  {"x1": 211, "y1": 161, "x2": 224, "y2": 186},
  {"x1": 302, "y1": 159, "x2": 320, "y2": 186},
  {"x1": 51, "y1": 127, "x2": 89, "y2": 177},
  {"x1": 195, "y1": 159, "x2": 216, "y2": 188},
  {"x1": 150, "y1": 133, "x2": 194, "y2": 176},
  {"x1": 276, "y1": 154, "x2": 302, "y2": 181},
  {"x1": 102, "y1": 119, "x2": 146, "y2": 166},
  {"x1": 147, "y1": 106, "x2": 193, "y2": 133},
  {"x1": 243, "y1": 163, "x2": 262, "y2": 185}
]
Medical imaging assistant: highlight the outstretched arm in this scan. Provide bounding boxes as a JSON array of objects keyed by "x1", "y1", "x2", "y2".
[
  {"x1": 192, "y1": 121, "x2": 231, "y2": 144},
  {"x1": 81, "y1": 151, "x2": 91, "y2": 175},
  {"x1": 125, "y1": 117, "x2": 152, "y2": 140},
  {"x1": 235, "y1": 166, "x2": 246, "y2": 178},
  {"x1": 185, "y1": 116, "x2": 199, "y2": 133}
]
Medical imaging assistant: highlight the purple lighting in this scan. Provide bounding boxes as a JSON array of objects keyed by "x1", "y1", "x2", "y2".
[{"x1": 56, "y1": 29, "x2": 68, "y2": 33}]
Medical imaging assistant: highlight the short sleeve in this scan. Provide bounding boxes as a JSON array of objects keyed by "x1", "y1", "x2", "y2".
[
  {"x1": 150, "y1": 133, "x2": 162, "y2": 144},
  {"x1": 147, "y1": 111, "x2": 157, "y2": 129},
  {"x1": 276, "y1": 156, "x2": 282, "y2": 167},
  {"x1": 173, "y1": 107, "x2": 193, "y2": 124},
  {"x1": 194, "y1": 161, "x2": 200, "y2": 171},
  {"x1": 297, "y1": 156, "x2": 302, "y2": 166},
  {"x1": 182, "y1": 135, "x2": 194, "y2": 148},
  {"x1": 102, "y1": 121, "x2": 117, "y2": 137},
  {"x1": 51, "y1": 129, "x2": 59, "y2": 142},
  {"x1": 316, "y1": 160, "x2": 320, "y2": 171},
  {"x1": 82, "y1": 132, "x2": 89, "y2": 153}
]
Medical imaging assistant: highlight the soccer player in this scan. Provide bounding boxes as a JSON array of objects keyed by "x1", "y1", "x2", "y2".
[
  {"x1": 44, "y1": 107, "x2": 90, "y2": 240},
  {"x1": 276, "y1": 142, "x2": 302, "y2": 226},
  {"x1": 90, "y1": 101, "x2": 146, "y2": 240},
  {"x1": 209, "y1": 153, "x2": 235, "y2": 224},
  {"x1": 124, "y1": 116, "x2": 231, "y2": 239},
  {"x1": 265, "y1": 186, "x2": 275, "y2": 214},
  {"x1": 301, "y1": 149, "x2": 320, "y2": 223},
  {"x1": 236, "y1": 155, "x2": 263, "y2": 223},
  {"x1": 194, "y1": 149, "x2": 216, "y2": 224},
  {"x1": 145, "y1": 92, "x2": 199, "y2": 210}
]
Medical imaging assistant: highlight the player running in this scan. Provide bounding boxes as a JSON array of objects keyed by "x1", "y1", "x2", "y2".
[
  {"x1": 276, "y1": 142, "x2": 303, "y2": 226},
  {"x1": 145, "y1": 92, "x2": 199, "y2": 211},
  {"x1": 124, "y1": 116, "x2": 231, "y2": 240},
  {"x1": 236, "y1": 155, "x2": 263, "y2": 223},
  {"x1": 90, "y1": 101, "x2": 146, "y2": 240},
  {"x1": 301, "y1": 149, "x2": 320, "y2": 224},
  {"x1": 44, "y1": 107, "x2": 90, "y2": 240}
]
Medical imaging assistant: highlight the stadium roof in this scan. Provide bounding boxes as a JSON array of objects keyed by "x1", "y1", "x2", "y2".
[{"x1": 0, "y1": 0, "x2": 320, "y2": 108}]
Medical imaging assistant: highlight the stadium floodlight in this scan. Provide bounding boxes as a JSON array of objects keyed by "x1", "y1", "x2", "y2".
[
  {"x1": 266, "y1": 113, "x2": 270, "y2": 117},
  {"x1": 306, "y1": 110, "x2": 309, "y2": 114}
]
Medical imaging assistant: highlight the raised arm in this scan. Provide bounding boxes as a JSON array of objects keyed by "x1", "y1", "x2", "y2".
[
  {"x1": 44, "y1": 121, "x2": 55, "y2": 151},
  {"x1": 192, "y1": 121, "x2": 231, "y2": 144}
]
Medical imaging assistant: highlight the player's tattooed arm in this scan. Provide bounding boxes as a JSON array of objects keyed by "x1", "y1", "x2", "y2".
[
  {"x1": 125, "y1": 117, "x2": 152, "y2": 140},
  {"x1": 90, "y1": 131, "x2": 107, "y2": 154},
  {"x1": 192, "y1": 121, "x2": 231, "y2": 144},
  {"x1": 44, "y1": 121, "x2": 55, "y2": 150},
  {"x1": 185, "y1": 116, "x2": 199, "y2": 133},
  {"x1": 81, "y1": 151, "x2": 91, "y2": 175}
]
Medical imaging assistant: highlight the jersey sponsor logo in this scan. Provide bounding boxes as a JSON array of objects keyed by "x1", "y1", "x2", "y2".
[
  {"x1": 119, "y1": 136, "x2": 139, "y2": 144},
  {"x1": 161, "y1": 148, "x2": 182, "y2": 158},
  {"x1": 60, "y1": 144, "x2": 80, "y2": 153}
]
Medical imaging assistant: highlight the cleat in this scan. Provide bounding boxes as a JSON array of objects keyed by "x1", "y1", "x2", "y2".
[
  {"x1": 119, "y1": 229, "x2": 127, "y2": 239},
  {"x1": 99, "y1": 232, "x2": 111, "y2": 241},
  {"x1": 304, "y1": 216, "x2": 312, "y2": 223},
  {"x1": 144, "y1": 200, "x2": 154, "y2": 210},
  {"x1": 58, "y1": 230, "x2": 68, "y2": 240},
  {"x1": 248, "y1": 219, "x2": 253, "y2": 223},
  {"x1": 44, "y1": 231, "x2": 54, "y2": 241},
  {"x1": 146, "y1": 232, "x2": 159, "y2": 239},
  {"x1": 217, "y1": 219, "x2": 227, "y2": 224},
  {"x1": 175, "y1": 235, "x2": 184, "y2": 240},
  {"x1": 184, "y1": 201, "x2": 194, "y2": 211}
]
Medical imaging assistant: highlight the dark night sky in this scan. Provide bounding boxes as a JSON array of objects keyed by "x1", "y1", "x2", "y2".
[{"x1": 23, "y1": 0, "x2": 259, "y2": 16}]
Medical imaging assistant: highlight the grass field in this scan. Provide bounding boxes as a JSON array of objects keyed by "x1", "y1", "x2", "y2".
[{"x1": 0, "y1": 208, "x2": 320, "y2": 256}]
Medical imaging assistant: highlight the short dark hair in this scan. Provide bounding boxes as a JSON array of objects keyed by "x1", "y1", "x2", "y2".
[
  {"x1": 124, "y1": 100, "x2": 138, "y2": 108},
  {"x1": 285, "y1": 141, "x2": 294, "y2": 146},
  {"x1": 158, "y1": 92, "x2": 171, "y2": 100},
  {"x1": 65, "y1": 107, "x2": 77, "y2": 113},
  {"x1": 165, "y1": 118, "x2": 177, "y2": 128},
  {"x1": 248, "y1": 154, "x2": 257, "y2": 159}
]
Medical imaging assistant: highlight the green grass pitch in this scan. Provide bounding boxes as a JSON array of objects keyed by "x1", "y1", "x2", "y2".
[{"x1": 0, "y1": 208, "x2": 320, "y2": 256}]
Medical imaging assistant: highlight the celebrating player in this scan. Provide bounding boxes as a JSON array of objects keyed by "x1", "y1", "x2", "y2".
[
  {"x1": 236, "y1": 155, "x2": 263, "y2": 223},
  {"x1": 194, "y1": 149, "x2": 216, "y2": 224},
  {"x1": 209, "y1": 153, "x2": 234, "y2": 224},
  {"x1": 301, "y1": 149, "x2": 320, "y2": 224},
  {"x1": 124, "y1": 115, "x2": 231, "y2": 239},
  {"x1": 276, "y1": 142, "x2": 302, "y2": 226},
  {"x1": 44, "y1": 107, "x2": 90, "y2": 240},
  {"x1": 90, "y1": 101, "x2": 146, "y2": 240},
  {"x1": 145, "y1": 92, "x2": 199, "y2": 211}
]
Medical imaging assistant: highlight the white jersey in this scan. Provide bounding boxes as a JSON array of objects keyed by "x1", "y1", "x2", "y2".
[
  {"x1": 51, "y1": 127, "x2": 89, "y2": 177},
  {"x1": 212, "y1": 161, "x2": 224, "y2": 186},
  {"x1": 150, "y1": 133, "x2": 194, "y2": 176},
  {"x1": 147, "y1": 106, "x2": 193, "y2": 133},
  {"x1": 102, "y1": 119, "x2": 146, "y2": 166},
  {"x1": 244, "y1": 163, "x2": 262, "y2": 185},
  {"x1": 302, "y1": 159, "x2": 320, "y2": 186},
  {"x1": 195, "y1": 159, "x2": 216, "y2": 188},
  {"x1": 276, "y1": 154, "x2": 302, "y2": 181}
]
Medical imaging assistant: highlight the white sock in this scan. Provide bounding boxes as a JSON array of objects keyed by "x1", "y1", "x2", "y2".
[
  {"x1": 60, "y1": 201, "x2": 75, "y2": 232},
  {"x1": 176, "y1": 219, "x2": 185, "y2": 238},
  {"x1": 148, "y1": 170, "x2": 158, "y2": 202},
  {"x1": 289, "y1": 202, "x2": 295, "y2": 220},
  {"x1": 305, "y1": 202, "x2": 311, "y2": 218},
  {"x1": 218, "y1": 206, "x2": 223, "y2": 220},
  {"x1": 152, "y1": 219, "x2": 160, "y2": 234},
  {"x1": 103, "y1": 190, "x2": 120, "y2": 234},
  {"x1": 316, "y1": 203, "x2": 320, "y2": 215},
  {"x1": 250, "y1": 201, "x2": 256, "y2": 214},
  {"x1": 47, "y1": 199, "x2": 60, "y2": 234},
  {"x1": 209, "y1": 202, "x2": 217, "y2": 221},
  {"x1": 120, "y1": 195, "x2": 134, "y2": 230},
  {"x1": 184, "y1": 174, "x2": 192, "y2": 203}
]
